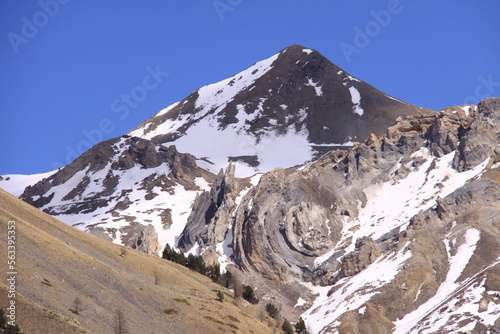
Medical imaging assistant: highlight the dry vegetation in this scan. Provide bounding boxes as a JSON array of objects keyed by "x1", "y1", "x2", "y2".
[{"x1": 0, "y1": 188, "x2": 277, "y2": 334}]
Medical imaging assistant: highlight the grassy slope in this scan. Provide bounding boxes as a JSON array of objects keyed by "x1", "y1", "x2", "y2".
[{"x1": 0, "y1": 188, "x2": 276, "y2": 334}]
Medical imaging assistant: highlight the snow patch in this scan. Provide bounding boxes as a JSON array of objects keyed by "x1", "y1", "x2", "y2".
[
  {"x1": 295, "y1": 297, "x2": 307, "y2": 308},
  {"x1": 304, "y1": 245, "x2": 412, "y2": 333},
  {"x1": 130, "y1": 52, "x2": 279, "y2": 141},
  {"x1": 393, "y1": 229, "x2": 481, "y2": 333},
  {"x1": 305, "y1": 78, "x2": 323, "y2": 96},
  {"x1": 0, "y1": 170, "x2": 57, "y2": 197},
  {"x1": 156, "y1": 101, "x2": 180, "y2": 117},
  {"x1": 348, "y1": 86, "x2": 364, "y2": 116},
  {"x1": 337, "y1": 150, "x2": 489, "y2": 254}
]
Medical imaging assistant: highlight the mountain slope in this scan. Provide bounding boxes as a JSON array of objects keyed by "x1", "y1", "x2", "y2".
[
  {"x1": 11, "y1": 45, "x2": 429, "y2": 252},
  {"x1": 18, "y1": 136, "x2": 215, "y2": 253},
  {"x1": 129, "y1": 45, "x2": 429, "y2": 176},
  {"x1": 0, "y1": 188, "x2": 277, "y2": 334},
  {"x1": 177, "y1": 98, "x2": 500, "y2": 332}
]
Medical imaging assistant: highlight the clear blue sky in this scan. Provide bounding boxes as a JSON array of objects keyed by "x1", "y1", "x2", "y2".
[{"x1": 1, "y1": 1, "x2": 499, "y2": 175}]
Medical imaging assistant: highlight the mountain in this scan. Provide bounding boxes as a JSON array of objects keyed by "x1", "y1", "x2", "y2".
[
  {"x1": 0, "y1": 187, "x2": 277, "y2": 334},
  {"x1": 176, "y1": 98, "x2": 500, "y2": 332},
  {"x1": 11, "y1": 45, "x2": 427, "y2": 253},
  {"x1": 19, "y1": 136, "x2": 216, "y2": 252},
  {"x1": 129, "y1": 44, "x2": 428, "y2": 176},
  {"x1": 2, "y1": 45, "x2": 499, "y2": 333}
]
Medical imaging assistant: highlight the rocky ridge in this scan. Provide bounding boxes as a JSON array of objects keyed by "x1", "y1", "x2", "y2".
[
  {"x1": 2, "y1": 44, "x2": 499, "y2": 333},
  {"x1": 178, "y1": 98, "x2": 500, "y2": 332},
  {"x1": 129, "y1": 45, "x2": 428, "y2": 176},
  {"x1": 20, "y1": 135, "x2": 215, "y2": 251}
]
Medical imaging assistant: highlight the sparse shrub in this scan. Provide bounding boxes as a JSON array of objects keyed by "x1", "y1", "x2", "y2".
[
  {"x1": 0, "y1": 309, "x2": 6, "y2": 329},
  {"x1": 4, "y1": 324, "x2": 23, "y2": 334},
  {"x1": 70, "y1": 297, "x2": 83, "y2": 315},
  {"x1": 265, "y1": 303, "x2": 279, "y2": 318},
  {"x1": 242, "y1": 285, "x2": 259, "y2": 304},
  {"x1": 186, "y1": 253, "x2": 206, "y2": 273},
  {"x1": 282, "y1": 319, "x2": 294, "y2": 334},
  {"x1": 226, "y1": 315, "x2": 240, "y2": 323},
  {"x1": 163, "y1": 308, "x2": 178, "y2": 315},
  {"x1": 204, "y1": 315, "x2": 224, "y2": 325},
  {"x1": 154, "y1": 271, "x2": 160, "y2": 285},
  {"x1": 295, "y1": 317, "x2": 308, "y2": 334},
  {"x1": 206, "y1": 263, "x2": 221, "y2": 282},
  {"x1": 41, "y1": 279, "x2": 52, "y2": 287},
  {"x1": 0, "y1": 310, "x2": 21, "y2": 334},
  {"x1": 7, "y1": 325, "x2": 23, "y2": 334},
  {"x1": 119, "y1": 246, "x2": 128, "y2": 257},
  {"x1": 227, "y1": 323, "x2": 239, "y2": 330},
  {"x1": 114, "y1": 309, "x2": 128, "y2": 334},
  {"x1": 223, "y1": 270, "x2": 233, "y2": 288},
  {"x1": 162, "y1": 244, "x2": 222, "y2": 283},
  {"x1": 217, "y1": 290, "x2": 225, "y2": 302},
  {"x1": 173, "y1": 298, "x2": 191, "y2": 306}
]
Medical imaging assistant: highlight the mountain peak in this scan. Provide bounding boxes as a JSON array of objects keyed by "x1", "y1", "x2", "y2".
[
  {"x1": 280, "y1": 44, "x2": 316, "y2": 55},
  {"x1": 129, "y1": 46, "x2": 428, "y2": 176}
]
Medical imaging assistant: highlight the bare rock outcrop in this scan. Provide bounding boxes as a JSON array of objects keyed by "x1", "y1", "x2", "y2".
[
  {"x1": 192, "y1": 98, "x2": 500, "y2": 328},
  {"x1": 20, "y1": 136, "x2": 215, "y2": 256},
  {"x1": 177, "y1": 164, "x2": 249, "y2": 263},
  {"x1": 120, "y1": 223, "x2": 162, "y2": 255},
  {"x1": 453, "y1": 97, "x2": 500, "y2": 171}
]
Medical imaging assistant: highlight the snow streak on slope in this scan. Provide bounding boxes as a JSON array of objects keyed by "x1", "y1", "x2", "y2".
[
  {"x1": 129, "y1": 52, "x2": 279, "y2": 140},
  {"x1": 335, "y1": 148, "x2": 489, "y2": 256},
  {"x1": 306, "y1": 146, "x2": 493, "y2": 332},
  {"x1": 348, "y1": 86, "x2": 364, "y2": 116},
  {"x1": 0, "y1": 170, "x2": 57, "y2": 197},
  {"x1": 215, "y1": 173, "x2": 261, "y2": 271},
  {"x1": 128, "y1": 51, "x2": 319, "y2": 176},
  {"x1": 173, "y1": 117, "x2": 313, "y2": 177},
  {"x1": 305, "y1": 78, "x2": 323, "y2": 96},
  {"x1": 33, "y1": 138, "x2": 211, "y2": 253},
  {"x1": 392, "y1": 229, "x2": 488, "y2": 333},
  {"x1": 304, "y1": 243, "x2": 413, "y2": 334}
]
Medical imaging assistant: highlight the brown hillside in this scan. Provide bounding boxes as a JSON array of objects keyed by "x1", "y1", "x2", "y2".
[{"x1": 0, "y1": 188, "x2": 276, "y2": 334}]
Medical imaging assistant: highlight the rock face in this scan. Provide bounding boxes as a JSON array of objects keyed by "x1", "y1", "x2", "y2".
[
  {"x1": 6, "y1": 43, "x2": 500, "y2": 333},
  {"x1": 177, "y1": 163, "x2": 251, "y2": 263},
  {"x1": 20, "y1": 136, "x2": 215, "y2": 251},
  {"x1": 453, "y1": 99, "x2": 500, "y2": 171},
  {"x1": 121, "y1": 223, "x2": 162, "y2": 255},
  {"x1": 129, "y1": 45, "x2": 429, "y2": 175},
  {"x1": 180, "y1": 98, "x2": 500, "y2": 332}
]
